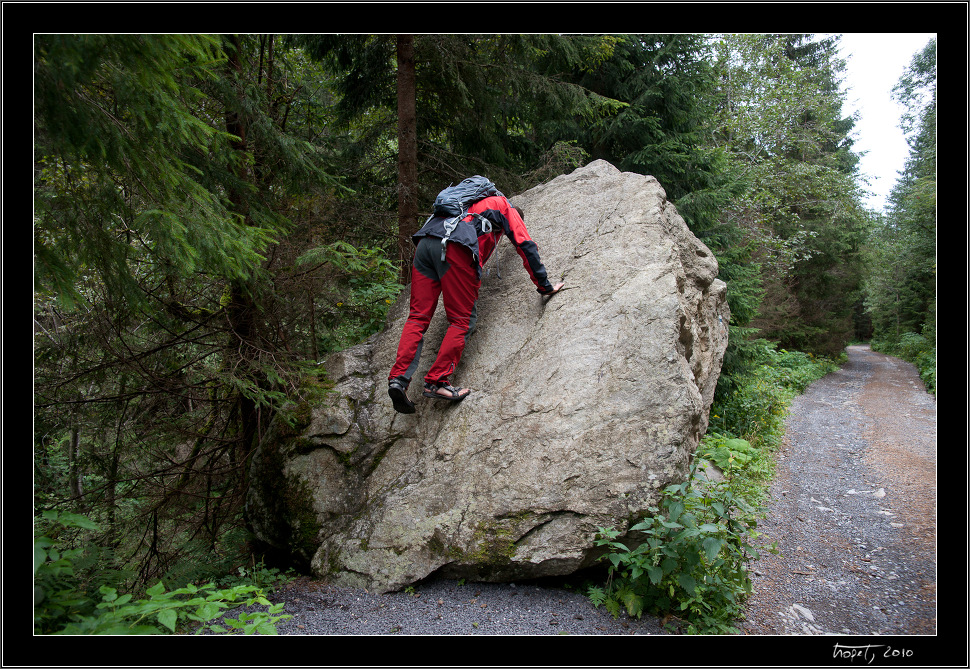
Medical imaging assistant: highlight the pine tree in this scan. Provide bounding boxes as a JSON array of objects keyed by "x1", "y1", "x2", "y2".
[
  {"x1": 863, "y1": 38, "x2": 936, "y2": 344},
  {"x1": 708, "y1": 33, "x2": 870, "y2": 356},
  {"x1": 294, "y1": 34, "x2": 626, "y2": 276},
  {"x1": 34, "y1": 34, "x2": 342, "y2": 584},
  {"x1": 562, "y1": 36, "x2": 727, "y2": 205},
  {"x1": 34, "y1": 35, "x2": 270, "y2": 309}
]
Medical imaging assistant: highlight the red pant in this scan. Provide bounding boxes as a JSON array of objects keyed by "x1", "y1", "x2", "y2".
[{"x1": 389, "y1": 237, "x2": 480, "y2": 386}]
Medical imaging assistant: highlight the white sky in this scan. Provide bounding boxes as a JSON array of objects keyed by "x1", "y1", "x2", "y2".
[{"x1": 834, "y1": 33, "x2": 937, "y2": 214}]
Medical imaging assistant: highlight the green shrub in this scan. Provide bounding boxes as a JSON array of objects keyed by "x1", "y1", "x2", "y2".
[
  {"x1": 52, "y1": 581, "x2": 291, "y2": 635},
  {"x1": 34, "y1": 510, "x2": 291, "y2": 635},
  {"x1": 589, "y1": 342, "x2": 837, "y2": 633},
  {"x1": 588, "y1": 461, "x2": 771, "y2": 634},
  {"x1": 696, "y1": 433, "x2": 757, "y2": 474},
  {"x1": 33, "y1": 510, "x2": 102, "y2": 633},
  {"x1": 915, "y1": 347, "x2": 936, "y2": 394},
  {"x1": 708, "y1": 342, "x2": 839, "y2": 447}
]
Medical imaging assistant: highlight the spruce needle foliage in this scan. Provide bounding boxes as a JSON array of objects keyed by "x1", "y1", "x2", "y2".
[
  {"x1": 34, "y1": 35, "x2": 271, "y2": 310},
  {"x1": 34, "y1": 34, "x2": 348, "y2": 590}
]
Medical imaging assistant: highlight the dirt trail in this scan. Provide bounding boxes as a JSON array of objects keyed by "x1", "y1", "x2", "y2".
[{"x1": 739, "y1": 345, "x2": 937, "y2": 637}]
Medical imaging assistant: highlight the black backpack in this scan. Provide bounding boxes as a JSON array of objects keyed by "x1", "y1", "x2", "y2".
[{"x1": 428, "y1": 176, "x2": 503, "y2": 261}]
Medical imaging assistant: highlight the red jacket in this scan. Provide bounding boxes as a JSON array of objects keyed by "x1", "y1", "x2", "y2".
[
  {"x1": 412, "y1": 194, "x2": 554, "y2": 294},
  {"x1": 468, "y1": 196, "x2": 554, "y2": 294}
]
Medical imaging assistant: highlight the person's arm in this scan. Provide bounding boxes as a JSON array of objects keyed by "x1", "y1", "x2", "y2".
[{"x1": 497, "y1": 200, "x2": 557, "y2": 294}]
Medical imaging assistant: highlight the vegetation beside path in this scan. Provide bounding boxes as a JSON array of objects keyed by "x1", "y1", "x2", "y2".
[{"x1": 589, "y1": 342, "x2": 841, "y2": 634}]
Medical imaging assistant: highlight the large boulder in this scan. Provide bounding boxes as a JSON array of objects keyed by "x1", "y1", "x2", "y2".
[{"x1": 245, "y1": 160, "x2": 730, "y2": 593}]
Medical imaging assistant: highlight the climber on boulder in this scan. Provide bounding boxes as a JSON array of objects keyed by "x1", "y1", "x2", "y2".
[{"x1": 388, "y1": 189, "x2": 563, "y2": 414}]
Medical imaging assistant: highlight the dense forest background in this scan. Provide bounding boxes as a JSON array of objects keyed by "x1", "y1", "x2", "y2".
[{"x1": 33, "y1": 34, "x2": 936, "y2": 619}]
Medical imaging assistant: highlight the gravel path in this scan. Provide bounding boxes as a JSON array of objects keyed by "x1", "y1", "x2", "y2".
[
  {"x1": 266, "y1": 576, "x2": 668, "y2": 636},
  {"x1": 737, "y1": 345, "x2": 937, "y2": 637},
  {"x1": 257, "y1": 344, "x2": 938, "y2": 643}
]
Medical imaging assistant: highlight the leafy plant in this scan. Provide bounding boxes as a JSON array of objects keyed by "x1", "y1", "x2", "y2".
[
  {"x1": 708, "y1": 341, "x2": 839, "y2": 447},
  {"x1": 297, "y1": 240, "x2": 403, "y2": 353},
  {"x1": 58, "y1": 581, "x2": 291, "y2": 635},
  {"x1": 589, "y1": 462, "x2": 770, "y2": 634},
  {"x1": 696, "y1": 433, "x2": 757, "y2": 474},
  {"x1": 219, "y1": 558, "x2": 297, "y2": 594},
  {"x1": 34, "y1": 510, "x2": 102, "y2": 633},
  {"x1": 34, "y1": 511, "x2": 291, "y2": 635}
]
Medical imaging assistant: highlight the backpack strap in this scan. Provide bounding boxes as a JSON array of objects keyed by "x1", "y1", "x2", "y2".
[
  {"x1": 440, "y1": 216, "x2": 459, "y2": 261},
  {"x1": 439, "y1": 211, "x2": 491, "y2": 261}
]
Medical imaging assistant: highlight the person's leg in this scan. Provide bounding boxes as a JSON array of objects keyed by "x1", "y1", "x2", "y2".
[
  {"x1": 424, "y1": 242, "x2": 479, "y2": 396},
  {"x1": 389, "y1": 240, "x2": 442, "y2": 385}
]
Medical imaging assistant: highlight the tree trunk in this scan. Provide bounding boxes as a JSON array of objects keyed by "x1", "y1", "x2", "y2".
[
  {"x1": 224, "y1": 35, "x2": 262, "y2": 461},
  {"x1": 68, "y1": 426, "x2": 83, "y2": 508},
  {"x1": 396, "y1": 35, "x2": 418, "y2": 286}
]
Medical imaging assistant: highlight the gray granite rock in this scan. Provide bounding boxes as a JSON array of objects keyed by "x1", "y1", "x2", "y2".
[{"x1": 245, "y1": 160, "x2": 730, "y2": 593}]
